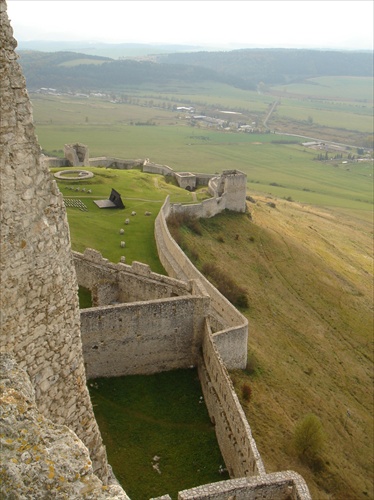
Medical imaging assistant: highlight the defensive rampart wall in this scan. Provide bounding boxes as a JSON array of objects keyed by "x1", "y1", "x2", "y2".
[
  {"x1": 80, "y1": 295, "x2": 208, "y2": 378},
  {"x1": 73, "y1": 249, "x2": 209, "y2": 378},
  {"x1": 73, "y1": 248, "x2": 192, "y2": 306},
  {"x1": 154, "y1": 197, "x2": 311, "y2": 499},
  {"x1": 155, "y1": 197, "x2": 248, "y2": 368},
  {"x1": 198, "y1": 322, "x2": 265, "y2": 478},
  {"x1": 89, "y1": 157, "x2": 144, "y2": 169}
]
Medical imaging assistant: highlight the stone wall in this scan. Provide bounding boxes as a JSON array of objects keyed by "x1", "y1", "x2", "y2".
[
  {"x1": 0, "y1": 0, "x2": 109, "y2": 481},
  {"x1": 73, "y1": 249, "x2": 209, "y2": 378},
  {"x1": 155, "y1": 197, "x2": 248, "y2": 368},
  {"x1": 73, "y1": 248, "x2": 192, "y2": 306},
  {"x1": 154, "y1": 192, "x2": 311, "y2": 500},
  {"x1": 89, "y1": 157, "x2": 144, "y2": 169},
  {"x1": 81, "y1": 295, "x2": 209, "y2": 378},
  {"x1": 178, "y1": 473, "x2": 311, "y2": 500},
  {"x1": 198, "y1": 323, "x2": 265, "y2": 478},
  {"x1": 143, "y1": 159, "x2": 175, "y2": 176},
  {"x1": 0, "y1": 353, "x2": 129, "y2": 500}
]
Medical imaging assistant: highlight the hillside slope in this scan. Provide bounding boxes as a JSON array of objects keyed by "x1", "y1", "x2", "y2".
[
  {"x1": 175, "y1": 198, "x2": 373, "y2": 499},
  {"x1": 17, "y1": 48, "x2": 373, "y2": 91}
]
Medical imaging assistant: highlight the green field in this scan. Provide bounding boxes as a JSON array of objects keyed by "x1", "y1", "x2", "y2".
[
  {"x1": 33, "y1": 88, "x2": 373, "y2": 221},
  {"x1": 271, "y1": 76, "x2": 374, "y2": 102},
  {"x1": 266, "y1": 76, "x2": 373, "y2": 145},
  {"x1": 89, "y1": 370, "x2": 229, "y2": 500}
]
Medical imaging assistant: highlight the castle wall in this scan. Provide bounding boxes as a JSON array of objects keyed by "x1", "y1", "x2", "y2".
[
  {"x1": 171, "y1": 194, "x2": 227, "y2": 219},
  {"x1": 154, "y1": 198, "x2": 311, "y2": 499},
  {"x1": 81, "y1": 295, "x2": 209, "y2": 378},
  {"x1": 73, "y1": 249, "x2": 209, "y2": 378},
  {"x1": 198, "y1": 322, "x2": 265, "y2": 478},
  {"x1": 143, "y1": 159, "x2": 174, "y2": 176},
  {"x1": 89, "y1": 157, "x2": 144, "y2": 169},
  {"x1": 154, "y1": 197, "x2": 259, "y2": 480},
  {"x1": 0, "y1": 0, "x2": 109, "y2": 480},
  {"x1": 178, "y1": 472, "x2": 311, "y2": 500},
  {"x1": 73, "y1": 249, "x2": 192, "y2": 306},
  {"x1": 155, "y1": 198, "x2": 248, "y2": 368},
  {"x1": 42, "y1": 156, "x2": 69, "y2": 167}
]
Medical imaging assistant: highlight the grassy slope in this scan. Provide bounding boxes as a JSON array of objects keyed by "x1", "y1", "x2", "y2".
[{"x1": 178, "y1": 202, "x2": 373, "y2": 500}]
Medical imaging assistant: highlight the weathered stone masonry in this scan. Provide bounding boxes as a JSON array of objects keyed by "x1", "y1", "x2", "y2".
[
  {"x1": 0, "y1": 0, "x2": 110, "y2": 482},
  {"x1": 74, "y1": 249, "x2": 209, "y2": 378}
]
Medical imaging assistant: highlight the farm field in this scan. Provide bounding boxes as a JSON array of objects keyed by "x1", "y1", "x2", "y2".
[
  {"x1": 267, "y1": 76, "x2": 373, "y2": 146},
  {"x1": 35, "y1": 93, "x2": 373, "y2": 220}
]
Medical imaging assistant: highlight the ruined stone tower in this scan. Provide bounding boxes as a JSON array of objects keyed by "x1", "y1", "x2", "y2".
[
  {"x1": 0, "y1": 0, "x2": 108, "y2": 480},
  {"x1": 217, "y1": 170, "x2": 247, "y2": 212}
]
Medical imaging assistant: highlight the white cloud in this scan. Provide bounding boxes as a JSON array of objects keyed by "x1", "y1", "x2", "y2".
[{"x1": 6, "y1": 0, "x2": 374, "y2": 50}]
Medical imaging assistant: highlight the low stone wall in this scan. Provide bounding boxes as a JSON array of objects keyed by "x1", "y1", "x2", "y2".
[
  {"x1": 42, "y1": 156, "x2": 69, "y2": 167},
  {"x1": 171, "y1": 193, "x2": 227, "y2": 220},
  {"x1": 143, "y1": 160, "x2": 174, "y2": 176},
  {"x1": 74, "y1": 248, "x2": 210, "y2": 378},
  {"x1": 81, "y1": 294, "x2": 209, "y2": 378},
  {"x1": 73, "y1": 249, "x2": 192, "y2": 306},
  {"x1": 178, "y1": 472, "x2": 311, "y2": 500},
  {"x1": 89, "y1": 157, "x2": 144, "y2": 169}
]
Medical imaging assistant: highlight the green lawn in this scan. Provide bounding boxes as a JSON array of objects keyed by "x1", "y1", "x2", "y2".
[
  {"x1": 89, "y1": 370, "x2": 229, "y2": 500},
  {"x1": 54, "y1": 167, "x2": 207, "y2": 271}
]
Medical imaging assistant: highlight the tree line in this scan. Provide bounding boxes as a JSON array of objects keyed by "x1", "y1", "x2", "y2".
[{"x1": 17, "y1": 48, "x2": 373, "y2": 93}]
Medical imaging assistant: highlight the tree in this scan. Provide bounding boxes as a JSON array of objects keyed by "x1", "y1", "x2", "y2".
[{"x1": 293, "y1": 413, "x2": 325, "y2": 460}]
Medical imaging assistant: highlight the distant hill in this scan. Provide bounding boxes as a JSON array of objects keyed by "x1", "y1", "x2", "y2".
[
  {"x1": 17, "y1": 50, "x2": 244, "y2": 91},
  {"x1": 154, "y1": 48, "x2": 373, "y2": 86},
  {"x1": 16, "y1": 40, "x2": 206, "y2": 59},
  {"x1": 17, "y1": 48, "x2": 373, "y2": 92}
]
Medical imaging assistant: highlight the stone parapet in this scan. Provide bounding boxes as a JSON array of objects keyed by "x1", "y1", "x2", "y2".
[{"x1": 178, "y1": 472, "x2": 311, "y2": 499}]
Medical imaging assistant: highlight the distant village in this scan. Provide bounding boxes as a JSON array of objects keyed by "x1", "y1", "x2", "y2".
[{"x1": 34, "y1": 87, "x2": 263, "y2": 133}]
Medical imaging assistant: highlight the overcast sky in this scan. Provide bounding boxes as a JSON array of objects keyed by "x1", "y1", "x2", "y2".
[{"x1": 6, "y1": 0, "x2": 374, "y2": 50}]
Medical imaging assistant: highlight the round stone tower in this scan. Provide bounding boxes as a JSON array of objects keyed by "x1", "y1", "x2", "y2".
[{"x1": 0, "y1": 0, "x2": 109, "y2": 480}]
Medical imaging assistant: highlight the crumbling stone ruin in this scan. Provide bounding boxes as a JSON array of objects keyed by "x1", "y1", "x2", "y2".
[
  {"x1": 64, "y1": 142, "x2": 90, "y2": 166},
  {"x1": 0, "y1": 1, "x2": 312, "y2": 498}
]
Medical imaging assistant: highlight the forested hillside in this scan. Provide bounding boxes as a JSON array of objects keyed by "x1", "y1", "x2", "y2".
[
  {"x1": 17, "y1": 50, "x2": 242, "y2": 91},
  {"x1": 155, "y1": 49, "x2": 373, "y2": 86},
  {"x1": 17, "y1": 48, "x2": 373, "y2": 92}
]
